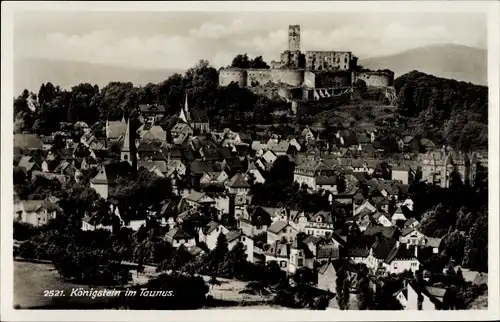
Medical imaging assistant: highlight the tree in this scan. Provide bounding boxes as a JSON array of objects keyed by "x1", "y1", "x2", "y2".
[
  {"x1": 335, "y1": 265, "x2": 350, "y2": 310},
  {"x1": 357, "y1": 266, "x2": 374, "y2": 310},
  {"x1": 213, "y1": 232, "x2": 228, "y2": 264},
  {"x1": 231, "y1": 54, "x2": 251, "y2": 69},
  {"x1": 462, "y1": 209, "x2": 488, "y2": 272},
  {"x1": 249, "y1": 56, "x2": 270, "y2": 69}
]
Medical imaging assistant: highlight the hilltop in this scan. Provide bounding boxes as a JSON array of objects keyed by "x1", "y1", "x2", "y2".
[
  {"x1": 14, "y1": 57, "x2": 183, "y2": 94},
  {"x1": 360, "y1": 44, "x2": 487, "y2": 86}
]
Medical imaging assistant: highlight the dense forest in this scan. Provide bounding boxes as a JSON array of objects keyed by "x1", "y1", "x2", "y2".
[
  {"x1": 14, "y1": 60, "x2": 488, "y2": 151},
  {"x1": 394, "y1": 70, "x2": 488, "y2": 151}
]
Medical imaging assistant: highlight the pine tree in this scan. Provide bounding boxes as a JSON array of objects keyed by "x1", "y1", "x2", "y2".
[{"x1": 214, "y1": 232, "x2": 228, "y2": 263}]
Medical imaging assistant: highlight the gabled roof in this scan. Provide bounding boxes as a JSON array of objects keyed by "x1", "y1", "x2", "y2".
[
  {"x1": 203, "y1": 221, "x2": 221, "y2": 235},
  {"x1": 14, "y1": 134, "x2": 43, "y2": 149},
  {"x1": 303, "y1": 235, "x2": 322, "y2": 245},
  {"x1": 226, "y1": 230, "x2": 242, "y2": 243},
  {"x1": 309, "y1": 211, "x2": 334, "y2": 225},
  {"x1": 190, "y1": 160, "x2": 219, "y2": 174},
  {"x1": 401, "y1": 227, "x2": 416, "y2": 237},
  {"x1": 267, "y1": 220, "x2": 291, "y2": 234},
  {"x1": 185, "y1": 191, "x2": 214, "y2": 203},
  {"x1": 402, "y1": 135, "x2": 415, "y2": 144},
  {"x1": 171, "y1": 122, "x2": 193, "y2": 133},
  {"x1": 364, "y1": 226, "x2": 398, "y2": 239},
  {"x1": 21, "y1": 199, "x2": 61, "y2": 213},
  {"x1": 90, "y1": 161, "x2": 133, "y2": 185},
  {"x1": 165, "y1": 227, "x2": 193, "y2": 240},
  {"x1": 384, "y1": 245, "x2": 417, "y2": 264},
  {"x1": 420, "y1": 138, "x2": 436, "y2": 148},
  {"x1": 315, "y1": 175, "x2": 337, "y2": 185},
  {"x1": 370, "y1": 237, "x2": 398, "y2": 259},
  {"x1": 267, "y1": 140, "x2": 290, "y2": 153},
  {"x1": 18, "y1": 156, "x2": 36, "y2": 171},
  {"x1": 348, "y1": 248, "x2": 370, "y2": 258},
  {"x1": 226, "y1": 173, "x2": 251, "y2": 189},
  {"x1": 139, "y1": 104, "x2": 166, "y2": 114}
]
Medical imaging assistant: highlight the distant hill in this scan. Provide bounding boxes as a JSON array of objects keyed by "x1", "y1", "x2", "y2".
[
  {"x1": 14, "y1": 57, "x2": 184, "y2": 94},
  {"x1": 359, "y1": 44, "x2": 487, "y2": 86}
]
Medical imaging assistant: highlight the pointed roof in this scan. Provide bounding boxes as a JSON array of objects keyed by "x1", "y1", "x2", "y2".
[
  {"x1": 179, "y1": 92, "x2": 191, "y2": 123},
  {"x1": 122, "y1": 120, "x2": 132, "y2": 152}
]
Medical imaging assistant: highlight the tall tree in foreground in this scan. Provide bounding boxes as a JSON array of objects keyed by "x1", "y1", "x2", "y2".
[{"x1": 357, "y1": 266, "x2": 374, "y2": 310}]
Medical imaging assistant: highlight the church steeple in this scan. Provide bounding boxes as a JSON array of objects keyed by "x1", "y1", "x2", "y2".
[
  {"x1": 121, "y1": 118, "x2": 137, "y2": 173},
  {"x1": 179, "y1": 92, "x2": 191, "y2": 123}
]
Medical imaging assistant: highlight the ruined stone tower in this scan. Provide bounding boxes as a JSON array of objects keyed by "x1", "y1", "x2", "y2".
[{"x1": 288, "y1": 25, "x2": 300, "y2": 52}]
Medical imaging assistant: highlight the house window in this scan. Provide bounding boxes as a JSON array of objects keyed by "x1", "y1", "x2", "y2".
[{"x1": 298, "y1": 258, "x2": 304, "y2": 266}]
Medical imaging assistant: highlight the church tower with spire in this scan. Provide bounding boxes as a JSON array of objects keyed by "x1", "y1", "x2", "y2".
[
  {"x1": 179, "y1": 93, "x2": 191, "y2": 123},
  {"x1": 121, "y1": 117, "x2": 137, "y2": 174}
]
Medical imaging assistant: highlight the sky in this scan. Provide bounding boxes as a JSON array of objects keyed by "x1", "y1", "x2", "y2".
[{"x1": 14, "y1": 10, "x2": 487, "y2": 71}]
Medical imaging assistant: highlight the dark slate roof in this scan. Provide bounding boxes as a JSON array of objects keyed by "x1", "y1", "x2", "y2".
[
  {"x1": 267, "y1": 220, "x2": 290, "y2": 234},
  {"x1": 139, "y1": 104, "x2": 166, "y2": 114},
  {"x1": 371, "y1": 237, "x2": 398, "y2": 260},
  {"x1": 190, "y1": 110, "x2": 209, "y2": 123},
  {"x1": 303, "y1": 235, "x2": 322, "y2": 245},
  {"x1": 14, "y1": 134, "x2": 43, "y2": 149},
  {"x1": 348, "y1": 248, "x2": 370, "y2": 258},
  {"x1": 226, "y1": 173, "x2": 251, "y2": 189},
  {"x1": 244, "y1": 206, "x2": 272, "y2": 227},
  {"x1": 203, "y1": 221, "x2": 221, "y2": 235},
  {"x1": 91, "y1": 161, "x2": 133, "y2": 185},
  {"x1": 165, "y1": 227, "x2": 193, "y2": 240},
  {"x1": 190, "y1": 160, "x2": 220, "y2": 174},
  {"x1": 315, "y1": 175, "x2": 338, "y2": 185},
  {"x1": 226, "y1": 230, "x2": 242, "y2": 243},
  {"x1": 363, "y1": 226, "x2": 398, "y2": 239},
  {"x1": 384, "y1": 245, "x2": 417, "y2": 264}
]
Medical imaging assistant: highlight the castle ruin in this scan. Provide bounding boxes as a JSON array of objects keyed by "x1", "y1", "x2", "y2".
[{"x1": 219, "y1": 25, "x2": 395, "y2": 102}]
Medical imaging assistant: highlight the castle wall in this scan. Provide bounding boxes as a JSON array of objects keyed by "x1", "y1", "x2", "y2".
[
  {"x1": 270, "y1": 69, "x2": 304, "y2": 87},
  {"x1": 313, "y1": 71, "x2": 352, "y2": 88},
  {"x1": 304, "y1": 71, "x2": 316, "y2": 88},
  {"x1": 247, "y1": 69, "x2": 273, "y2": 87},
  {"x1": 278, "y1": 87, "x2": 291, "y2": 100},
  {"x1": 219, "y1": 69, "x2": 247, "y2": 87},
  {"x1": 305, "y1": 51, "x2": 352, "y2": 71},
  {"x1": 354, "y1": 71, "x2": 393, "y2": 87}
]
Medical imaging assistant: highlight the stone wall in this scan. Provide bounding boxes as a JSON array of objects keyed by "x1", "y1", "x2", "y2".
[
  {"x1": 305, "y1": 51, "x2": 352, "y2": 71},
  {"x1": 304, "y1": 71, "x2": 316, "y2": 88},
  {"x1": 354, "y1": 71, "x2": 393, "y2": 87},
  {"x1": 247, "y1": 69, "x2": 273, "y2": 87},
  {"x1": 270, "y1": 69, "x2": 304, "y2": 87},
  {"x1": 313, "y1": 71, "x2": 352, "y2": 88},
  {"x1": 218, "y1": 68, "x2": 247, "y2": 87}
]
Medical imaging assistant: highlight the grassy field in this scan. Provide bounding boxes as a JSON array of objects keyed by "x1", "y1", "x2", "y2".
[
  {"x1": 14, "y1": 259, "x2": 117, "y2": 309},
  {"x1": 14, "y1": 259, "x2": 274, "y2": 309}
]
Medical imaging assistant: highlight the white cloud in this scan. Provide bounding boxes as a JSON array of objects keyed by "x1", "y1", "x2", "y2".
[
  {"x1": 189, "y1": 19, "x2": 252, "y2": 40},
  {"x1": 15, "y1": 15, "x2": 486, "y2": 71}
]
